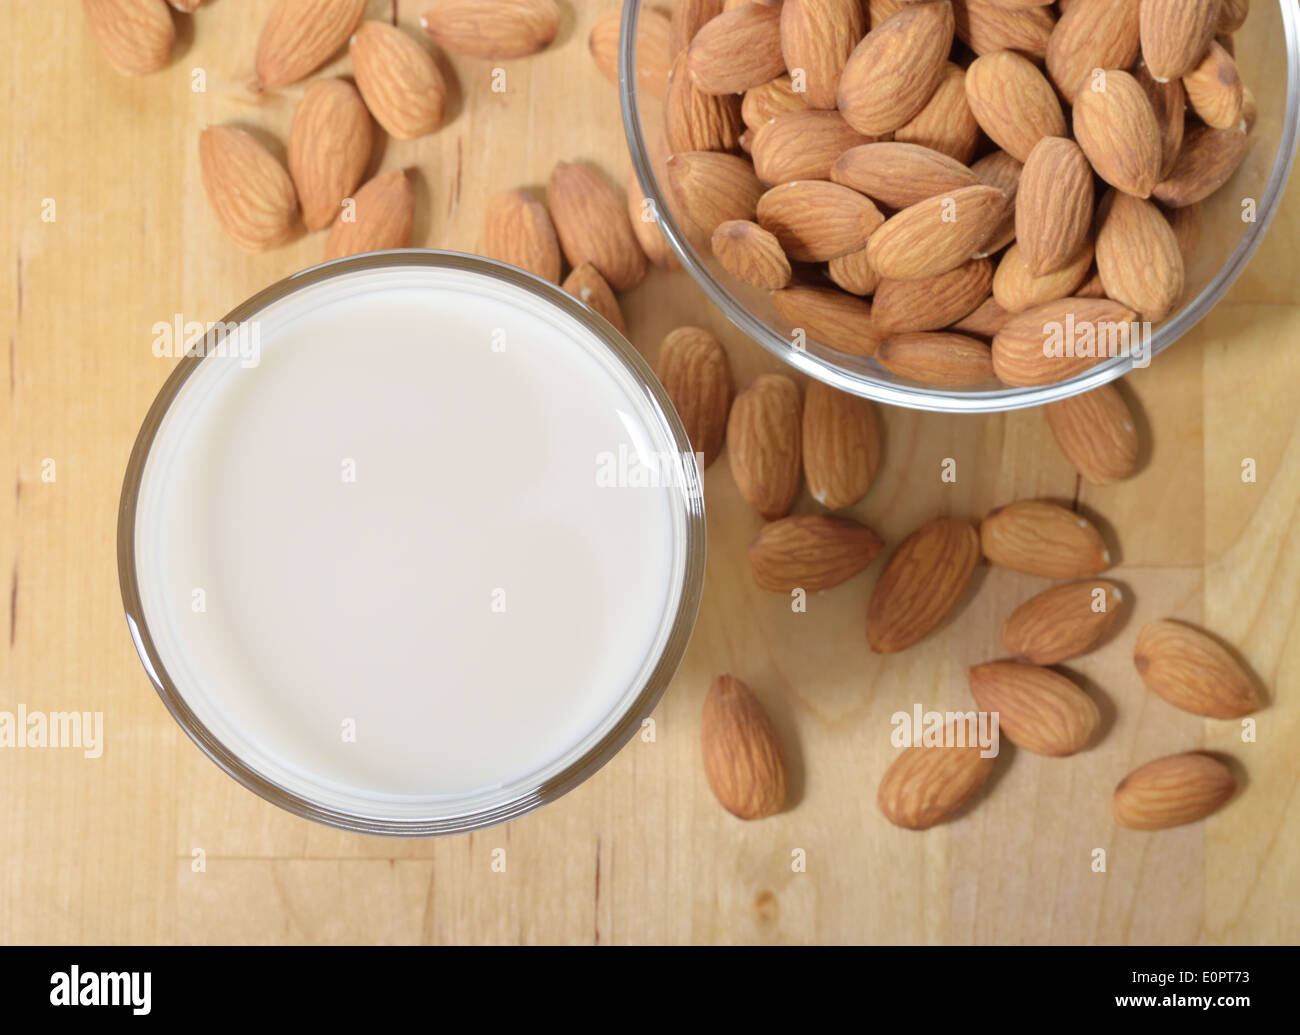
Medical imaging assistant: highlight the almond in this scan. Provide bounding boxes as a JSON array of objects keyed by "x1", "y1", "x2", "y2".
[
  {"x1": 802, "y1": 381, "x2": 883, "y2": 509},
  {"x1": 780, "y1": 0, "x2": 866, "y2": 110},
  {"x1": 837, "y1": 0, "x2": 955, "y2": 135},
  {"x1": 712, "y1": 220, "x2": 793, "y2": 290},
  {"x1": 1016, "y1": 137, "x2": 1093, "y2": 277},
  {"x1": 751, "y1": 109, "x2": 872, "y2": 185},
  {"x1": 1135, "y1": 62, "x2": 1187, "y2": 179},
  {"x1": 590, "y1": 6, "x2": 672, "y2": 99},
  {"x1": 1113, "y1": 752, "x2": 1236, "y2": 830},
  {"x1": 1095, "y1": 191, "x2": 1185, "y2": 321},
  {"x1": 991, "y1": 297, "x2": 1138, "y2": 387},
  {"x1": 421, "y1": 0, "x2": 560, "y2": 59},
  {"x1": 701, "y1": 675, "x2": 788, "y2": 820},
  {"x1": 757, "y1": 181, "x2": 885, "y2": 262},
  {"x1": 865, "y1": 185, "x2": 1007, "y2": 281},
  {"x1": 876, "y1": 332, "x2": 996, "y2": 386},
  {"x1": 548, "y1": 162, "x2": 648, "y2": 291},
  {"x1": 866, "y1": 515, "x2": 980, "y2": 654},
  {"x1": 1151, "y1": 124, "x2": 1249, "y2": 207},
  {"x1": 665, "y1": 51, "x2": 744, "y2": 153},
  {"x1": 325, "y1": 170, "x2": 413, "y2": 259},
  {"x1": 877, "y1": 738, "x2": 995, "y2": 830},
  {"x1": 770, "y1": 285, "x2": 883, "y2": 357},
  {"x1": 83, "y1": 0, "x2": 175, "y2": 76},
  {"x1": 1139, "y1": 0, "x2": 1221, "y2": 81},
  {"x1": 563, "y1": 263, "x2": 625, "y2": 334},
  {"x1": 687, "y1": 2, "x2": 786, "y2": 95},
  {"x1": 874, "y1": 259, "x2": 993, "y2": 334},
  {"x1": 954, "y1": 0, "x2": 1055, "y2": 59},
  {"x1": 1002, "y1": 579, "x2": 1124, "y2": 664},
  {"x1": 832, "y1": 141, "x2": 979, "y2": 210},
  {"x1": 1046, "y1": 0, "x2": 1141, "y2": 101},
  {"x1": 727, "y1": 374, "x2": 803, "y2": 519},
  {"x1": 980, "y1": 499, "x2": 1110, "y2": 577},
  {"x1": 950, "y1": 296, "x2": 1011, "y2": 339},
  {"x1": 965, "y1": 51, "x2": 1067, "y2": 164},
  {"x1": 666, "y1": 151, "x2": 766, "y2": 235},
  {"x1": 742, "y1": 75, "x2": 808, "y2": 129},
  {"x1": 1072, "y1": 70, "x2": 1163, "y2": 198},
  {"x1": 893, "y1": 62, "x2": 981, "y2": 164},
  {"x1": 827, "y1": 246, "x2": 880, "y2": 296},
  {"x1": 350, "y1": 21, "x2": 447, "y2": 140},
  {"x1": 1044, "y1": 381, "x2": 1139, "y2": 484},
  {"x1": 255, "y1": 0, "x2": 366, "y2": 90},
  {"x1": 993, "y1": 240, "x2": 1093, "y2": 313},
  {"x1": 1168, "y1": 199, "x2": 1202, "y2": 263},
  {"x1": 198, "y1": 125, "x2": 298, "y2": 252},
  {"x1": 1217, "y1": 0, "x2": 1247, "y2": 34},
  {"x1": 1134, "y1": 619, "x2": 1265, "y2": 718},
  {"x1": 655, "y1": 327, "x2": 733, "y2": 469},
  {"x1": 671, "y1": 0, "x2": 725, "y2": 58},
  {"x1": 969, "y1": 149, "x2": 1022, "y2": 255},
  {"x1": 1182, "y1": 40, "x2": 1242, "y2": 129},
  {"x1": 481, "y1": 189, "x2": 563, "y2": 284},
  {"x1": 627, "y1": 174, "x2": 682, "y2": 272},
  {"x1": 750, "y1": 514, "x2": 884, "y2": 592},
  {"x1": 288, "y1": 78, "x2": 373, "y2": 232},
  {"x1": 968, "y1": 661, "x2": 1100, "y2": 756}
]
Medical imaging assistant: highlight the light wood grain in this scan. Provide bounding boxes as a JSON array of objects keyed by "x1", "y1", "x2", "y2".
[{"x1": 1, "y1": 1, "x2": 1296, "y2": 945}]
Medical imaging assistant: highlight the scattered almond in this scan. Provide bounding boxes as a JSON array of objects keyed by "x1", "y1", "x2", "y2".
[
  {"x1": 325, "y1": 169, "x2": 413, "y2": 259},
  {"x1": 626, "y1": 174, "x2": 681, "y2": 271},
  {"x1": 421, "y1": 0, "x2": 560, "y2": 59},
  {"x1": 255, "y1": 0, "x2": 366, "y2": 90},
  {"x1": 727, "y1": 374, "x2": 803, "y2": 520},
  {"x1": 198, "y1": 125, "x2": 298, "y2": 252},
  {"x1": 288, "y1": 78, "x2": 373, "y2": 232},
  {"x1": 481, "y1": 189, "x2": 563, "y2": 284},
  {"x1": 1002, "y1": 579, "x2": 1124, "y2": 664},
  {"x1": 563, "y1": 263, "x2": 625, "y2": 334},
  {"x1": 83, "y1": 0, "x2": 175, "y2": 76},
  {"x1": 350, "y1": 21, "x2": 447, "y2": 140},
  {"x1": 1044, "y1": 381, "x2": 1140, "y2": 484},
  {"x1": 802, "y1": 380, "x2": 883, "y2": 509},
  {"x1": 1134, "y1": 619, "x2": 1266, "y2": 718},
  {"x1": 749, "y1": 514, "x2": 884, "y2": 592},
  {"x1": 701, "y1": 675, "x2": 788, "y2": 820},
  {"x1": 969, "y1": 661, "x2": 1099, "y2": 756},
  {"x1": 878, "y1": 738, "x2": 994, "y2": 830},
  {"x1": 980, "y1": 499, "x2": 1110, "y2": 578},
  {"x1": 548, "y1": 161, "x2": 648, "y2": 291},
  {"x1": 655, "y1": 327, "x2": 733, "y2": 469},
  {"x1": 1113, "y1": 752, "x2": 1236, "y2": 830}
]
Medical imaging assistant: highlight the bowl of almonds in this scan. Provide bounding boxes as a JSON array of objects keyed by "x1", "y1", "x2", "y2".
[{"x1": 621, "y1": 0, "x2": 1300, "y2": 411}]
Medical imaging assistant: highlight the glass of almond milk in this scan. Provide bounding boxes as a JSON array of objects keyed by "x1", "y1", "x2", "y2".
[{"x1": 118, "y1": 252, "x2": 705, "y2": 835}]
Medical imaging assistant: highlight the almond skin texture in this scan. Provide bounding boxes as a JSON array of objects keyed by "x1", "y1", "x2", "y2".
[
  {"x1": 671, "y1": 0, "x2": 725, "y2": 58},
  {"x1": 325, "y1": 170, "x2": 413, "y2": 260},
  {"x1": 1072, "y1": 70, "x2": 1163, "y2": 198},
  {"x1": 1134, "y1": 619, "x2": 1266, "y2": 718},
  {"x1": 1182, "y1": 40, "x2": 1243, "y2": 129},
  {"x1": 549, "y1": 162, "x2": 648, "y2": 291},
  {"x1": 991, "y1": 297, "x2": 1138, "y2": 387},
  {"x1": 421, "y1": 0, "x2": 560, "y2": 59},
  {"x1": 969, "y1": 662, "x2": 1100, "y2": 756},
  {"x1": 770, "y1": 286, "x2": 883, "y2": 357},
  {"x1": 1046, "y1": 0, "x2": 1141, "y2": 101},
  {"x1": 1113, "y1": 752, "x2": 1236, "y2": 830},
  {"x1": 627, "y1": 173, "x2": 680, "y2": 272},
  {"x1": 1017, "y1": 137, "x2": 1093, "y2": 277},
  {"x1": 866, "y1": 516, "x2": 980, "y2": 654},
  {"x1": 590, "y1": 6, "x2": 672, "y2": 98},
  {"x1": 1135, "y1": 63, "x2": 1187, "y2": 179},
  {"x1": 199, "y1": 126, "x2": 298, "y2": 252},
  {"x1": 802, "y1": 381, "x2": 883, "y2": 510},
  {"x1": 1044, "y1": 381, "x2": 1139, "y2": 484},
  {"x1": 954, "y1": 0, "x2": 1055, "y2": 59},
  {"x1": 256, "y1": 0, "x2": 367, "y2": 90},
  {"x1": 874, "y1": 259, "x2": 993, "y2": 334},
  {"x1": 712, "y1": 220, "x2": 792, "y2": 289},
  {"x1": 970, "y1": 149, "x2": 1022, "y2": 255},
  {"x1": 1152, "y1": 124, "x2": 1250, "y2": 207},
  {"x1": 481, "y1": 190, "x2": 563, "y2": 284},
  {"x1": 666, "y1": 151, "x2": 765, "y2": 235},
  {"x1": 288, "y1": 78, "x2": 373, "y2": 232},
  {"x1": 664, "y1": 51, "x2": 744, "y2": 154},
  {"x1": 742, "y1": 75, "x2": 808, "y2": 128},
  {"x1": 965, "y1": 50, "x2": 1067, "y2": 163},
  {"x1": 757, "y1": 181, "x2": 885, "y2": 263},
  {"x1": 780, "y1": 0, "x2": 866, "y2": 110},
  {"x1": 687, "y1": 2, "x2": 786, "y2": 95},
  {"x1": 980, "y1": 500, "x2": 1110, "y2": 578},
  {"x1": 701, "y1": 675, "x2": 788, "y2": 820},
  {"x1": 838, "y1": 1, "x2": 956, "y2": 136},
  {"x1": 83, "y1": 0, "x2": 175, "y2": 76},
  {"x1": 750, "y1": 514, "x2": 885, "y2": 593},
  {"x1": 878, "y1": 739, "x2": 995, "y2": 830},
  {"x1": 993, "y1": 240, "x2": 1094, "y2": 314},
  {"x1": 1002, "y1": 580, "x2": 1124, "y2": 664},
  {"x1": 1096, "y1": 191, "x2": 1185, "y2": 321},
  {"x1": 655, "y1": 327, "x2": 733, "y2": 469},
  {"x1": 827, "y1": 246, "x2": 881, "y2": 296},
  {"x1": 1139, "y1": 0, "x2": 1222, "y2": 81},
  {"x1": 563, "y1": 263, "x2": 625, "y2": 334},
  {"x1": 727, "y1": 374, "x2": 802, "y2": 519},
  {"x1": 832, "y1": 141, "x2": 979, "y2": 210},
  {"x1": 865, "y1": 185, "x2": 1007, "y2": 281},
  {"x1": 895, "y1": 62, "x2": 981, "y2": 165},
  {"x1": 951, "y1": 296, "x2": 1012, "y2": 339},
  {"x1": 751, "y1": 110, "x2": 872, "y2": 185},
  {"x1": 876, "y1": 332, "x2": 996, "y2": 387},
  {"x1": 350, "y1": 22, "x2": 447, "y2": 141}
]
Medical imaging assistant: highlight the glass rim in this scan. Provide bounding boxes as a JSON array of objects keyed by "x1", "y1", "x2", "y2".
[
  {"x1": 116, "y1": 249, "x2": 708, "y2": 837},
  {"x1": 619, "y1": 0, "x2": 1300, "y2": 414}
]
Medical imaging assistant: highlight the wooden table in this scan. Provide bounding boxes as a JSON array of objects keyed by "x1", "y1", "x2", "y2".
[{"x1": 2, "y1": 1, "x2": 1296, "y2": 945}]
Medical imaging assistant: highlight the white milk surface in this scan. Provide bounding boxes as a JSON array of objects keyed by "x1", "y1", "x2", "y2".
[{"x1": 132, "y1": 265, "x2": 683, "y2": 814}]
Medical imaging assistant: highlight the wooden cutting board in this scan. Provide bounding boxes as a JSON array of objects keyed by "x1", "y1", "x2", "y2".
[{"x1": 1, "y1": 1, "x2": 1296, "y2": 944}]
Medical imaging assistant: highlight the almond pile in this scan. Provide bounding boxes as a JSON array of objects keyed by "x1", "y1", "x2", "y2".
[{"x1": 641, "y1": 0, "x2": 1257, "y2": 389}]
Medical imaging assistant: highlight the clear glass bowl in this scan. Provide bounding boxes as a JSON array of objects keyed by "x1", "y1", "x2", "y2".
[{"x1": 620, "y1": 1, "x2": 1300, "y2": 413}]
